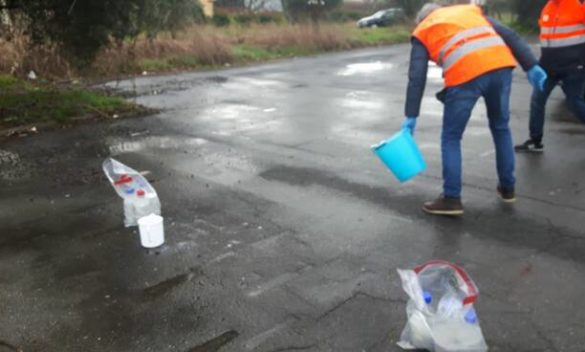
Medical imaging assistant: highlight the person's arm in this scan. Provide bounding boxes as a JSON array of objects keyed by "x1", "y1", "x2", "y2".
[
  {"x1": 487, "y1": 16, "x2": 538, "y2": 71},
  {"x1": 404, "y1": 38, "x2": 429, "y2": 119}
]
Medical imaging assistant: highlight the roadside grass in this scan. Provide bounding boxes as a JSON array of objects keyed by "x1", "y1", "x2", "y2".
[
  {"x1": 0, "y1": 23, "x2": 412, "y2": 79},
  {"x1": 348, "y1": 26, "x2": 411, "y2": 46},
  {"x1": 0, "y1": 75, "x2": 144, "y2": 129},
  {"x1": 0, "y1": 22, "x2": 411, "y2": 130},
  {"x1": 232, "y1": 45, "x2": 283, "y2": 62},
  {"x1": 128, "y1": 23, "x2": 411, "y2": 72}
]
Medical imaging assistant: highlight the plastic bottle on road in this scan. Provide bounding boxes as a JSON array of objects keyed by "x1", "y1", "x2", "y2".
[
  {"x1": 145, "y1": 192, "x2": 161, "y2": 217},
  {"x1": 103, "y1": 158, "x2": 162, "y2": 227},
  {"x1": 123, "y1": 187, "x2": 137, "y2": 227},
  {"x1": 134, "y1": 189, "x2": 154, "y2": 220}
]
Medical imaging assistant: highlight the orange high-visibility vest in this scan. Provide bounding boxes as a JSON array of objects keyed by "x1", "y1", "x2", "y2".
[
  {"x1": 540, "y1": 0, "x2": 585, "y2": 48},
  {"x1": 413, "y1": 5, "x2": 516, "y2": 87}
]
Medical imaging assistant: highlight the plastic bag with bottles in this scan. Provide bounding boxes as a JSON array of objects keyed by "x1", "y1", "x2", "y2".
[
  {"x1": 397, "y1": 260, "x2": 488, "y2": 352},
  {"x1": 102, "y1": 158, "x2": 161, "y2": 227}
]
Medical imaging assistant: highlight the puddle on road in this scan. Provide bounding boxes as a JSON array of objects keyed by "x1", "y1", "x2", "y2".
[
  {"x1": 200, "y1": 152, "x2": 259, "y2": 181},
  {"x1": 199, "y1": 103, "x2": 284, "y2": 135},
  {"x1": 204, "y1": 103, "x2": 258, "y2": 121},
  {"x1": 340, "y1": 91, "x2": 384, "y2": 110},
  {"x1": 105, "y1": 75, "x2": 229, "y2": 97},
  {"x1": 108, "y1": 136, "x2": 209, "y2": 155},
  {"x1": 337, "y1": 61, "x2": 394, "y2": 76},
  {"x1": 163, "y1": 149, "x2": 259, "y2": 186},
  {"x1": 229, "y1": 76, "x2": 286, "y2": 89}
]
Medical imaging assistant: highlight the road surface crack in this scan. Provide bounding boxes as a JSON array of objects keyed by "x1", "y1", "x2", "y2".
[
  {"x1": 266, "y1": 344, "x2": 317, "y2": 352},
  {"x1": 0, "y1": 341, "x2": 23, "y2": 352},
  {"x1": 316, "y1": 291, "x2": 404, "y2": 322}
]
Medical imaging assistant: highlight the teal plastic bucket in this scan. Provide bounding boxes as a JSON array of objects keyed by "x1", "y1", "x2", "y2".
[{"x1": 372, "y1": 130, "x2": 427, "y2": 182}]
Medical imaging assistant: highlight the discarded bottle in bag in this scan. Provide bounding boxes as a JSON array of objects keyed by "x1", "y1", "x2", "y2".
[
  {"x1": 123, "y1": 187, "x2": 137, "y2": 227},
  {"x1": 437, "y1": 294, "x2": 464, "y2": 318},
  {"x1": 424, "y1": 291, "x2": 433, "y2": 304},
  {"x1": 397, "y1": 260, "x2": 488, "y2": 352},
  {"x1": 135, "y1": 189, "x2": 160, "y2": 219},
  {"x1": 102, "y1": 158, "x2": 162, "y2": 227}
]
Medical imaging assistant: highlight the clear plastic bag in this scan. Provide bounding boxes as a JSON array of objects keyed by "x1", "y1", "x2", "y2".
[
  {"x1": 397, "y1": 260, "x2": 488, "y2": 352},
  {"x1": 102, "y1": 158, "x2": 161, "y2": 227}
]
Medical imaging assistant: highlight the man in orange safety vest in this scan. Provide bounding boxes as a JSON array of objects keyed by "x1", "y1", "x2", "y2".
[{"x1": 401, "y1": 3, "x2": 547, "y2": 215}]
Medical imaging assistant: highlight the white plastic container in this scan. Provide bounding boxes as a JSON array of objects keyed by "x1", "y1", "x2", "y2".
[{"x1": 137, "y1": 214, "x2": 165, "y2": 248}]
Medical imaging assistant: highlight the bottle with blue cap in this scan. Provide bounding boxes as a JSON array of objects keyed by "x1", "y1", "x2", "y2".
[
  {"x1": 423, "y1": 291, "x2": 433, "y2": 305},
  {"x1": 464, "y1": 307, "x2": 478, "y2": 324},
  {"x1": 123, "y1": 187, "x2": 137, "y2": 227}
]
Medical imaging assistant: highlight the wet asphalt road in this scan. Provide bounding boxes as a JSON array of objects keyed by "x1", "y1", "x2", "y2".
[{"x1": 1, "y1": 45, "x2": 585, "y2": 352}]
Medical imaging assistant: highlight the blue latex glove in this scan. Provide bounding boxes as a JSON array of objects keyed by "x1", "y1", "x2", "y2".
[
  {"x1": 401, "y1": 117, "x2": 417, "y2": 135},
  {"x1": 527, "y1": 65, "x2": 547, "y2": 92}
]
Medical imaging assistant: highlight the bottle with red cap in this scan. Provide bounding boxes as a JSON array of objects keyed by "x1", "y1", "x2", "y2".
[
  {"x1": 103, "y1": 158, "x2": 162, "y2": 227},
  {"x1": 133, "y1": 188, "x2": 160, "y2": 222}
]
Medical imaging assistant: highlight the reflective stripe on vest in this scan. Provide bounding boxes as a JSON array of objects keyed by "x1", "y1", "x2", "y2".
[
  {"x1": 540, "y1": 23, "x2": 585, "y2": 48},
  {"x1": 541, "y1": 23, "x2": 585, "y2": 34},
  {"x1": 437, "y1": 26, "x2": 495, "y2": 65},
  {"x1": 541, "y1": 35, "x2": 585, "y2": 47},
  {"x1": 441, "y1": 35, "x2": 506, "y2": 71}
]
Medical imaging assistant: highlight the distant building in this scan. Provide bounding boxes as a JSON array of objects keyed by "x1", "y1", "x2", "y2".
[
  {"x1": 200, "y1": 0, "x2": 215, "y2": 17},
  {"x1": 257, "y1": 0, "x2": 283, "y2": 12}
]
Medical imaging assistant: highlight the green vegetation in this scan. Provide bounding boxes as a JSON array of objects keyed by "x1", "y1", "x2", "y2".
[
  {"x1": 6, "y1": 0, "x2": 204, "y2": 66},
  {"x1": 349, "y1": 26, "x2": 411, "y2": 46},
  {"x1": 232, "y1": 45, "x2": 281, "y2": 62},
  {"x1": 115, "y1": 24, "x2": 413, "y2": 74},
  {"x1": 0, "y1": 20, "x2": 412, "y2": 129},
  {"x1": 138, "y1": 58, "x2": 176, "y2": 72},
  {"x1": 232, "y1": 44, "x2": 318, "y2": 62},
  {"x1": 227, "y1": 25, "x2": 412, "y2": 65},
  {"x1": 137, "y1": 55, "x2": 211, "y2": 72},
  {"x1": 0, "y1": 75, "x2": 142, "y2": 128}
]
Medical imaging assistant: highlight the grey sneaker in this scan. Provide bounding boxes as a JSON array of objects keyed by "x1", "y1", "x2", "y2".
[
  {"x1": 422, "y1": 196, "x2": 464, "y2": 216},
  {"x1": 514, "y1": 139, "x2": 543, "y2": 153}
]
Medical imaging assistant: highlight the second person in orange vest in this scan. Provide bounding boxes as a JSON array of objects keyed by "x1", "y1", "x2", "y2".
[
  {"x1": 515, "y1": 0, "x2": 585, "y2": 153},
  {"x1": 401, "y1": 3, "x2": 547, "y2": 216}
]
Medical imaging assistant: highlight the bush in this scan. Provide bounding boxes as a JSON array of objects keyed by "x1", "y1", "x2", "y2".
[
  {"x1": 234, "y1": 13, "x2": 254, "y2": 26},
  {"x1": 11, "y1": 0, "x2": 202, "y2": 67},
  {"x1": 257, "y1": 12, "x2": 286, "y2": 24},
  {"x1": 282, "y1": 0, "x2": 343, "y2": 23},
  {"x1": 258, "y1": 15, "x2": 274, "y2": 23},
  {"x1": 212, "y1": 14, "x2": 231, "y2": 27},
  {"x1": 328, "y1": 10, "x2": 363, "y2": 22}
]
